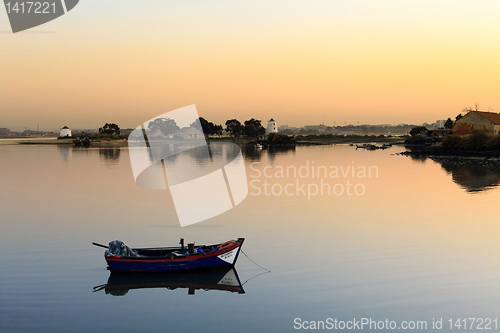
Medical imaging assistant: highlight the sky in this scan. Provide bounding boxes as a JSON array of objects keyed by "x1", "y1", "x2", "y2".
[{"x1": 1, "y1": 0, "x2": 500, "y2": 130}]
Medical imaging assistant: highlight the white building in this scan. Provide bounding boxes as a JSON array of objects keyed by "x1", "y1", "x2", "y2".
[
  {"x1": 435, "y1": 120, "x2": 446, "y2": 129},
  {"x1": 60, "y1": 126, "x2": 71, "y2": 137},
  {"x1": 175, "y1": 127, "x2": 204, "y2": 139},
  {"x1": 265, "y1": 118, "x2": 277, "y2": 135},
  {"x1": 148, "y1": 129, "x2": 165, "y2": 139}
]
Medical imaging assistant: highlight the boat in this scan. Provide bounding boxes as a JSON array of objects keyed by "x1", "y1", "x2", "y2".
[
  {"x1": 356, "y1": 143, "x2": 376, "y2": 149},
  {"x1": 93, "y1": 238, "x2": 245, "y2": 273},
  {"x1": 73, "y1": 136, "x2": 92, "y2": 147},
  {"x1": 93, "y1": 266, "x2": 245, "y2": 296}
]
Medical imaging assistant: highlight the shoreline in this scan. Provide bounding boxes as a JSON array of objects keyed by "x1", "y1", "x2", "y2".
[
  {"x1": 400, "y1": 146, "x2": 500, "y2": 165},
  {"x1": 0, "y1": 136, "x2": 406, "y2": 146},
  {"x1": 0, "y1": 138, "x2": 128, "y2": 146}
]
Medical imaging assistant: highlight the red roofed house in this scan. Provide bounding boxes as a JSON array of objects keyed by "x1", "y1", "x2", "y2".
[{"x1": 452, "y1": 111, "x2": 500, "y2": 135}]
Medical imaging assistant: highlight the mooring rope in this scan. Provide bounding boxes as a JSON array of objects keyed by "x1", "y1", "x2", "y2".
[
  {"x1": 241, "y1": 249, "x2": 271, "y2": 273},
  {"x1": 241, "y1": 271, "x2": 270, "y2": 286}
]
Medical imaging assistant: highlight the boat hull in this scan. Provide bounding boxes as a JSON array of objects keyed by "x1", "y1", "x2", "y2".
[{"x1": 105, "y1": 238, "x2": 244, "y2": 273}]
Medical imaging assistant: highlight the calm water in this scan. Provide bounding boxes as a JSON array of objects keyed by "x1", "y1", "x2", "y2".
[{"x1": 1, "y1": 144, "x2": 500, "y2": 332}]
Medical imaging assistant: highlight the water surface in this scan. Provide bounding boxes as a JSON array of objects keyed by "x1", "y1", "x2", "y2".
[{"x1": 1, "y1": 144, "x2": 499, "y2": 332}]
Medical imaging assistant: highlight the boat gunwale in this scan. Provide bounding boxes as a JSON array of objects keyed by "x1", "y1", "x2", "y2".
[{"x1": 104, "y1": 239, "x2": 243, "y2": 263}]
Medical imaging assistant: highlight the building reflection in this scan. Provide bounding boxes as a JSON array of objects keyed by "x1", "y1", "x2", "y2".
[
  {"x1": 58, "y1": 145, "x2": 72, "y2": 162},
  {"x1": 432, "y1": 157, "x2": 500, "y2": 192},
  {"x1": 407, "y1": 154, "x2": 427, "y2": 163}
]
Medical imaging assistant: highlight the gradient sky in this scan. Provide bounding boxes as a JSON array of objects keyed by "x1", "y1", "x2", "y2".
[{"x1": 1, "y1": 0, "x2": 500, "y2": 130}]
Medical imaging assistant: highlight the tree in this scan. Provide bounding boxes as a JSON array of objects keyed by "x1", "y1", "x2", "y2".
[
  {"x1": 456, "y1": 104, "x2": 478, "y2": 121},
  {"x1": 148, "y1": 118, "x2": 179, "y2": 136},
  {"x1": 190, "y1": 118, "x2": 204, "y2": 132},
  {"x1": 192, "y1": 117, "x2": 223, "y2": 136},
  {"x1": 409, "y1": 126, "x2": 427, "y2": 136},
  {"x1": 267, "y1": 132, "x2": 294, "y2": 143},
  {"x1": 444, "y1": 118, "x2": 453, "y2": 129},
  {"x1": 225, "y1": 119, "x2": 243, "y2": 137},
  {"x1": 212, "y1": 124, "x2": 223, "y2": 136},
  {"x1": 243, "y1": 118, "x2": 265, "y2": 137},
  {"x1": 99, "y1": 123, "x2": 120, "y2": 135}
]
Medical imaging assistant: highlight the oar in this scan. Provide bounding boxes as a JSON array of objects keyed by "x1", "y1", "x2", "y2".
[
  {"x1": 92, "y1": 242, "x2": 109, "y2": 249},
  {"x1": 93, "y1": 284, "x2": 106, "y2": 292}
]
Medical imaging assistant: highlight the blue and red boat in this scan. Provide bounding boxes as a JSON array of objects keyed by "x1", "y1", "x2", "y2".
[{"x1": 93, "y1": 238, "x2": 244, "y2": 273}]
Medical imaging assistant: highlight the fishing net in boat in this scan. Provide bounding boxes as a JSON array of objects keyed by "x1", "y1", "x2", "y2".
[{"x1": 105, "y1": 240, "x2": 141, "y2": 257}]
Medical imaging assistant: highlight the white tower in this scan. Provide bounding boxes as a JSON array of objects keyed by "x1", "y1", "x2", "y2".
[
  {"x1": 60, "y1": 126, "x2": 71, "y2": 137},
  {"x1": 265, "y1": 118, "x2": 277, "y2": 135}
]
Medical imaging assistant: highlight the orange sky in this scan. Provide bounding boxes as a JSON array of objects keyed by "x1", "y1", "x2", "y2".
[{"x1": 1, "y1": 0, "x2": 500, "y2": 130}]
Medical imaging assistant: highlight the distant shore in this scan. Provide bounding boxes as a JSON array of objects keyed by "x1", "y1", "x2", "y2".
[
  {"x1": 0, "y1": 135, "x2": 406, "y2": 146},
  {"x1": 208, "y1": 135, "x2": 405, "y2": 146},
  {"x1": 0, "y1": 135, "x2": 402, "y2": 146},
  {"x1": 0, "y1": 138, "x2": 128, "y2": 146},
  {"x1": 400, "y1": 146, "x2": 500, "y2": 163}
]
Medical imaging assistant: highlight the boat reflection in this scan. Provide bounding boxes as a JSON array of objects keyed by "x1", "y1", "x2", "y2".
[
  {"x1": 94, "y1": 267, "x2": 245, "y2": 296},
  {"x1": 98, "y1": 147, "x2": 122, "y2": 163}
]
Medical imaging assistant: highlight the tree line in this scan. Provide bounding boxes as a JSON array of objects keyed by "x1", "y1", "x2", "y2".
[
  {"x1": 199, "y1": 117, "x2": 266, "y2": 137},
  {"x1": 223, "y1": 118, "x2": 266, "y2": 137},
  {"x1": 146, "y1": 117, "x2": 266, "y2": 137},
  {"x1": 96, "y1": 117, "x2": 267, "y2": 138}
]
